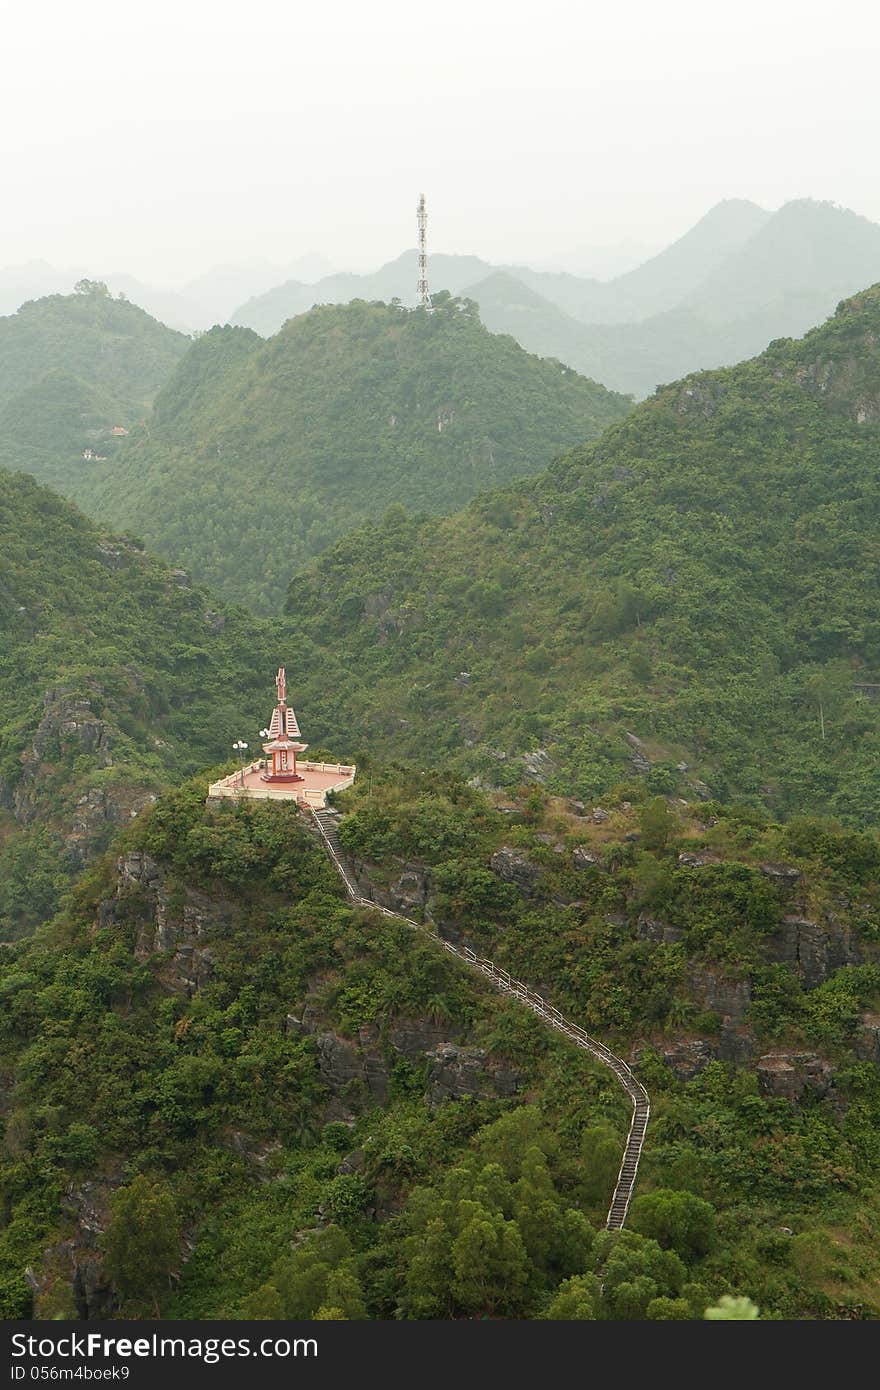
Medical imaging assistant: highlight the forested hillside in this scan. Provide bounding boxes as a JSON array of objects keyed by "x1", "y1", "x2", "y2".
[
  {"x1": 0, "y1": 282, "x2": 188, "y2": 489},
  {"x1": 282, "y1": 285, "x2": 880, "y2": 825},
  {"x1": 0, "y1": 469, "x2": 298, "y2": 938},
  {"x1": 77, "y1": 296, "x2": 631, "y2": 610},
  {"x1": 2, "y1": 772, "x2": 878, "y2": 1320},
  {"x1": 230, "y1": 251, "x2": 494, "y2": 336}
]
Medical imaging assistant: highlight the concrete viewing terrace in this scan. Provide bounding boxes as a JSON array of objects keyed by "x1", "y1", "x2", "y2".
[{"x1": 208, "y1": 759, "x2": 356, "y2": 809}]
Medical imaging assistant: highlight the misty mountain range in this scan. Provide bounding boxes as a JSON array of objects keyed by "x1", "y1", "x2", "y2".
[
  {"x1": 0, "y1": 254, "x2": 336, "y2": 331},
  {"x1": 4, "y1": 197, "x2": 880, "y2": 399},
  {"x1": 230, "y1": 198, "x2": 880, "y2": 396}
]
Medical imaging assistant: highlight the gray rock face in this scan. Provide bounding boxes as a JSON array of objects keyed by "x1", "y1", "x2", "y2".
[
  {"x1": 64, "y1": 786, "x2": 157, "y2": 866},
  {"x1": 756, "y1": 1052, "x2": 834, "y2": 1102},
  {"x1": 719, "y1": 1026, "x2": 757, "y2": 1065},
  {"x1": 759, "y1": 863, "x2": 803, "y2": 886},
  {"x1": 11, "y1": 688, "x2": 112, "y2": 821},
  {"x1": 349, "y1": 858, "x2": 433, "y2": 919},
  {"x1": 39, "y1": 1178, "x2": 123, "y2": 1319},
  {"x1": 225, "y1": 1131, "x2": 282, "y2": 1174},
  {"x1": 337, "y1": 1149, "x2": 365, "y2": 1175},
  {"x1": 675, "y1": 378, "x2": 724, "y2": 419},
  {"x1": 688, "y1": 964, "x2": 751, "y2": 1024},
  {"x1": 295, "y1": 996, "x2": 523, "y2": 1118},
  {"x1": 72, "y1": 1258, "x2": 115, "y2": 1320},
  {"x1": 387, "y1": 869, "x2": 430, "y2": 915},
  {"x1": 387, "y1": 1019, "x2": 458, "y2": 1059},
  {"x1": 767, "y1": 914, "x2": 862, "y2": 988},
  {"x1": 5, "y1": 684, "x2": 158, "y2": 863},
  {"x1": 316, "y1": 1032, "x2": 390, "y2": 1105},
  {"x1": 633, "y1": 1038, "x2": 716, "y2": 1081},
  {"x1": 623, "y1": 731, "x2": 651, "y2": 775},
  {"x1": 521, "y1": 748, "x2": 556, "y2": 783},
  {"x1": 572, "y1": 846, "x2": 602, "y2": 870},
  {"x1": 854, "y1": 1013, "x2": 880, "y2": 1063},
  {"x1": 636, "y1": 914, "x2": 684, "y2": 945},
  {"x1": 491, "y1": 846, "x2": 544, "y2": 896},
  {"x1": 112, "y1": 852, "x2": 223, "y2": 994},
  {"x1": 427, "y1": 1044, "x2": 523, "y2": 1104},
  {"x1": 677, "y1": 852, "x2": 717, "y2": 868}
]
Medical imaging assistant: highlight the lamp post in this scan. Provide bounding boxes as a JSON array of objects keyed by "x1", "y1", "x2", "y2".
[{"x1": 232, "y1": 739, "x2": 249, "y2": 788}]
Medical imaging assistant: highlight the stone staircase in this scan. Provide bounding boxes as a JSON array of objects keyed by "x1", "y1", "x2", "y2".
[{"x1": 309, "y1": 804, "x2": 650, "y2": 1231}]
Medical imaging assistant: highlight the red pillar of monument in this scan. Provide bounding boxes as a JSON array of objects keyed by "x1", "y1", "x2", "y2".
[{"x1": 260, "y1": 666, "x2": 308, "y2": 783}]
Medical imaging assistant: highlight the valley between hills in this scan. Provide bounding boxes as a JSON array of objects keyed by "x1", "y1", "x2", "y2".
[{"x1": 3, "y1": 215, "x2": 880, "y2": 1322}]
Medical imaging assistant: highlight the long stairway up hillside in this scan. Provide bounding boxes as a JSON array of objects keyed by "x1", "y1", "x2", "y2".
[{"x1": 311, "y1": 806, "x2": 650, "y2": 1231}]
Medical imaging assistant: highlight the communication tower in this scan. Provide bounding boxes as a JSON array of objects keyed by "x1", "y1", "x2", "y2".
[{"x1": 417, "y1": 193, "x2": 431, "y2": 309}]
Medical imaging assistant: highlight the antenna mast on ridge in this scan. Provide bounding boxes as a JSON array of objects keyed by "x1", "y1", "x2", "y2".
[{"x1": 417, "y1": 193, "x2": 431, "y2": 309}]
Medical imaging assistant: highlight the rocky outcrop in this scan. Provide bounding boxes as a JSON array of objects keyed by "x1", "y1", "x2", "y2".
[
  {"x1": 11, "y1": 688, "x2": 113, "y2": 822},
  {"x1": 623, "y1": 731, "x2": 651, "y2": 775},
  {"x1": 633, "y1": 1038, "x2": 717, "y2": 1081},
  {"x1": 346, "y1": 856, "x2": 433, "y2": 920},
  {"x1": 756, "y1": 1052, "x2": 835, "y2": 1102},
  {"x1": 387, "y1": 1018, "x2": 458, "y2": 1058},
  {"x1": 572, "y1": 845, "x2": 602, "y2": 870},
  {"x1": 521, "y1": 748, "x2": 557, "y2": 783},
  {"x1": 490, "y1": 846, "x2": 544, "y2": 897},
  {"x1": 428, "y1": 1043, "x2": 523, "y2": 1104},
  {"x1": 4, "y1": 683, "x2": 159, "y2": 864},
  {"x1": 687, "y1": 964, "x2": 754, "y2": 1063},
  {"x1": 767, "y1": 914, "x2": 862, "y2": 989},
  {"x1": 677, "y1": 851, "x2": 718, "y2": 869},
  {"x1": 29, "y1": 1178, "x2": 121, "y2": 1319},
  {"x1": 224, "y1": 1132, "x2": 282, "y2": 1176},
  {"x1": 759, "y1": 863, "x2": 803, "y2": 888},
  {"x1": 687, "y1": 964, "x2": 751, "y2": 1023},
  {"x1": 107, "y1": 851, "x2": 226, "y2": 994},
  {"x1": 675, "y1": 377, "x2": 725, "y2": 419},
  {"x1": 316, "y1": 1028, "x2": 391, "y2": 1106},
  {"x1": 32, "y1": 688, "x2": 111, "y2": 761},
  {"x1": 380, "y1": 868, "x2": 431, "y2": 916},
  {"x1": 65, "y1": 785, "x2": 158, "y2": 866},
  {"x1": 636, "y1": 914, "x2": 684, "y2": 945},
  {"x1": 71, "y1": 1257, "x2": 115, "y2": 1321},
  {"x1": 854, "y1": 1013, "x2": 880, "y2": 1064},
  {"x1": 292, "y1": 1001, "x2": 524, "y2": 1121}
]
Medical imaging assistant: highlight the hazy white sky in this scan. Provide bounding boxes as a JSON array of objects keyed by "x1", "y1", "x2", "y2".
[{"x1": 2, "y1": 0, "x2": 878, "y2": 281}]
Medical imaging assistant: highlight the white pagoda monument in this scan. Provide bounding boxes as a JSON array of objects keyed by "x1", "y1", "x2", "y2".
[{"x1": 208, "y1": 667, "x2": 355, "y2": 808}]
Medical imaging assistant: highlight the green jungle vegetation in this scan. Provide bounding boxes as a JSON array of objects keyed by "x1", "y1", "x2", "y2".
[
  {"x1": 229, "y1": 250, "x2": 495, "y2": 336},
  {"x1": 1, "y1": 772, "x2": 878, "y2": 1320},
  {"x1": 284, "y1": 284, "x2": 880, "y2": 827},
  {"x1": 6, "y1": 283, "x2": 880, "y2": 927},
  {"x1": 74, "y1": 295, "x2": 631, "y2": 610},
  {"x1": 0, "y1": 467, "x2": 289, "y2": 937},
  {"x1": 4, "y1": 277, "x2": 880, "y2": 1323},
  {"x1": 0, "y1": 282, "x2": 188, "y2": 490}
]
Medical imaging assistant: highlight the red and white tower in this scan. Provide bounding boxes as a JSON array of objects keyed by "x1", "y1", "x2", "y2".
[{"x1": 260, "y1": 666, "x2": 307, "y2": 783}]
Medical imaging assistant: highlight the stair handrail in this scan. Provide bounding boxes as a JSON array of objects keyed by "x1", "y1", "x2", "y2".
[{"x1": 310, "y1": 807, "x2": 649, "y2": 1230}]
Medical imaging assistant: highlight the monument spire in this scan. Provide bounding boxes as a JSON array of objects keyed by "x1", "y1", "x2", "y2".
[
  {"x1": 207, "y1": 665, "x2": 356, "y2": 807},
  {"x1": 261, "y1": 665, "x2": 306, "y2": 782}
]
